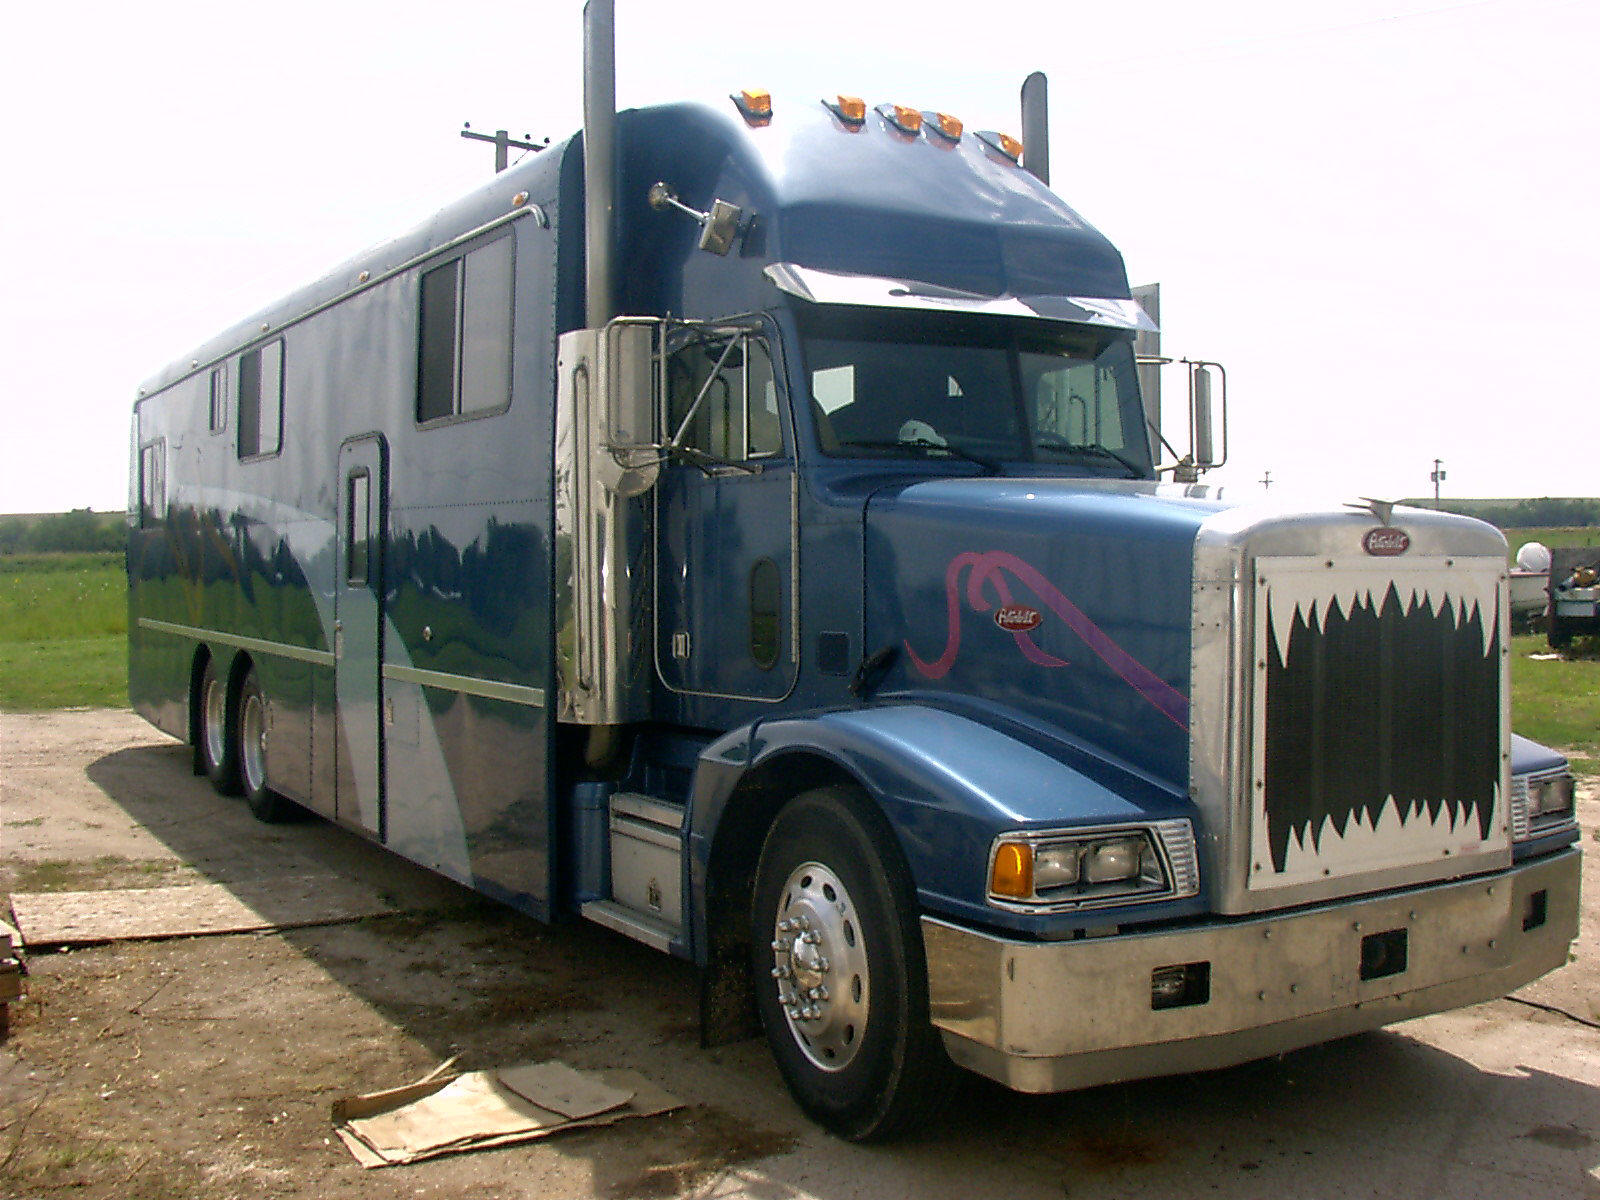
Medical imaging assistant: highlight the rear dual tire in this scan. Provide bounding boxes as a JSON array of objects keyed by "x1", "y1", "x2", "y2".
[
  {"x1": 196, "y1": 658, "x2": 291, "y2": 822},
  {"x1": 197, "y1": 657, "x2": 241, "y2": 795},
  {"x1": 236, "y1": 670, "x2": 291, "y2": 823}
]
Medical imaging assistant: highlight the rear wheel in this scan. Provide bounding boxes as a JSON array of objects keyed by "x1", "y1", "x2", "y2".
[
  {"x1": 237, "y1": 669, "x2": 291, "y2": 823},
  {"x1": 197, "y1": 656, "x2": 241, "y2": 795},
  {"x1": 751, "y1": 786, "x2": 955, "y2": 1141}
]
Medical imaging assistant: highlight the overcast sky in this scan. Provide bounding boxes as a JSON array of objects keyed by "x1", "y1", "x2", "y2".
[{"x1": 3, "y1": 0, "x2": 1594, "y2": 514}]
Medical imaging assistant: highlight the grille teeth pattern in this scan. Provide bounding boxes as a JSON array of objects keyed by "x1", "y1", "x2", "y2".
[{"x1": 1262, "y1": 582, "x2": 1499, "y2": 875}]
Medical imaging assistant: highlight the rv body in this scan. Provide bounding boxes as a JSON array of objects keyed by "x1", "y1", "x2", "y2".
[{"x1": 129, "y1": 94, "x2": 1580, "y2": 1139}]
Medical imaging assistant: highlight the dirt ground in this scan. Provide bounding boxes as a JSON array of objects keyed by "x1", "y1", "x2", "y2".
[{"x1": 1, "y1": 709, "x2": 1597, "y2": 1200}]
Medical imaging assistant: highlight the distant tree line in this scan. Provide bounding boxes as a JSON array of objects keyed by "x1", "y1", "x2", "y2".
[
  {"x1": 1406, "y1": 497, "x2": 1600, "y2": 528},
  {"x1": 0, "y1": 508, "x2": 124, "y2": 555}
]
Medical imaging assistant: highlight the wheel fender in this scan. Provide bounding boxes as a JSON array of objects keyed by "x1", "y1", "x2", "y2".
[{"x1": 686, "y1": 703, "x2": 1188, "y2": 956}]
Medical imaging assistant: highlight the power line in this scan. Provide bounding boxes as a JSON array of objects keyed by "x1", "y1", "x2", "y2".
[{"x1": 460, "y1": 124, "x2": 549, "y2": 173}]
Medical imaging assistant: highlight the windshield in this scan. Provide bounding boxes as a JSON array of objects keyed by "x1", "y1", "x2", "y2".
[{"x1": 799, "y1": 308, "x2": 1151, "y2": 476}]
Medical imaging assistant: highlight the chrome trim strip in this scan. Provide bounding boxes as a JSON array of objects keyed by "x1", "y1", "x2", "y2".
[
  {"x1": 137, "y1": 617, "x2": 335, "y2": 668},
  {"x1": 381, "y1": 663, "x2": 546, "y2": 709}
]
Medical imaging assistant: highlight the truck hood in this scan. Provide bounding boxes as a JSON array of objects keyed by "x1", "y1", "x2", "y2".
[{"x1": 863, "y1": 478, "x2": 1216, "y2": 788}]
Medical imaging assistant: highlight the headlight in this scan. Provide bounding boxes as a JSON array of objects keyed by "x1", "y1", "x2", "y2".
[
  {"x1": 1510, "y1": 767, "x2": 1578, "y2": 840},
  {"x1": 1534, "y1": 774, "x2": 1576, "y2": 818},
  {"x1": 988, "y1": 821, "x2": 1199, "y2": 910}
]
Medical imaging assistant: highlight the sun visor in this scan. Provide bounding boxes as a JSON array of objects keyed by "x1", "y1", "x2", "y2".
[{"x1": 763, "y1": 263, "x2": 1158, "y2": 332}]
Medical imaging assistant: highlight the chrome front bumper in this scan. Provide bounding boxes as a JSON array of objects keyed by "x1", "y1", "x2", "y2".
[{"x1": 924, "y1": 848, "x2": 1580, "y2": 1093}]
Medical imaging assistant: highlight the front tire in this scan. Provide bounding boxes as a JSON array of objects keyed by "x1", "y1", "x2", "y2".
[
  {"x1": 197, "y1": 656, "x2": 241, "y2": 795},
  {"x1": 236, "y1": 669, "x2": 291, "y2": 823},
  {"x1": 751, "y1": 786, "x2": 955, "y2": 1141}
]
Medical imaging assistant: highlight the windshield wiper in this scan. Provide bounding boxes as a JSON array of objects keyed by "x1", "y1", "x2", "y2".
[
  {"x1": 837, "y1": 438, "x2": 1001, "y2": 475},
  {"x1": 1037, "y1": 439, "x2": 1143, "y2": 479}
]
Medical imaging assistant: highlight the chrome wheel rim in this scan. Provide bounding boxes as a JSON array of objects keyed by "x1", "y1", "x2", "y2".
[
  {"x1": 203, "y1": 675, "x2": 227, "y2": 769},
  {"x1": 769, "y1": 861, "x2": 869, "y2": 1071},
  {"x1": 240, "y1": 689, "x2": 267, "y2": 796}
]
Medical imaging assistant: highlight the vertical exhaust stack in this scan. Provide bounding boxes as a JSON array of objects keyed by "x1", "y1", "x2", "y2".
[
  {"x1": 559, "y1": 0, "x2": 635, "y2": 768},
  {"x1": 1020, "y1": 71, "x2": 1050, "y2": 186},
  {"x1": 583, "y1": 0, "x2": 616, "y2": 328}
]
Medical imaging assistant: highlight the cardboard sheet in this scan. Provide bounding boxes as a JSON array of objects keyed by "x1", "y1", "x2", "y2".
[{"x1": 332, "y1": 1061, "x2": 681, "y2": 1167}]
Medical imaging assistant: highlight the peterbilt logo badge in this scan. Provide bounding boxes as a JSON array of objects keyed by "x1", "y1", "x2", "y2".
[
  {"x1": 1363, "y1": 528, "x2": 1411, "y2": 557},
  {"x1": 994, "y1": 605, "x2": 1043, "y2": 632}
]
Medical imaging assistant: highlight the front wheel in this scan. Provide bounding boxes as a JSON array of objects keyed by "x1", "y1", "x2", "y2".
[{"x1": 751, "y1": 786, "x2": 955, "y2": 1141}]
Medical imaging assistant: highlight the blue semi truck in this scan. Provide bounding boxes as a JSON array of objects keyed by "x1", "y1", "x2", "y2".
[{"x1": 128, "y1": 4, "x2": 1580, "y2": 1140}]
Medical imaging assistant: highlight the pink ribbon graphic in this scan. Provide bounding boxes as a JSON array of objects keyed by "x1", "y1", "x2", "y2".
[{"x1": 904, "y1": 549, "x2": 1190, "y2": 730}]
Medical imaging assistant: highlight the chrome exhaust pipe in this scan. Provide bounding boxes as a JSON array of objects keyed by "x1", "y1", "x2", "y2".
[
  {"x1": 583, "y1": 0, "x2": 616, "y2": 327},
  {"x1": 1020, "y1": 71, "x2": 1050, "y2": 186}
]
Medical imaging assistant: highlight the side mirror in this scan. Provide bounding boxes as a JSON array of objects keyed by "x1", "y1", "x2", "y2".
[
  {"x1": 557, "y1": 321, "x2": 662, "y2": 499},
  {"x1": 1192, "y1": 367, "x2": 1214, "y2": 468},
  {"x1": 1188, "y1": 361, "x2": 1227, "y2": 470},
  {"x1": 649, "y1": 182, "x2": 744, "y2": 257},
  {"x1": 597, "y1": 320, "x2": 661, "y2": 497},
  {"x1": 699, "y1": 200, "x2": 743, "y2": 256}
]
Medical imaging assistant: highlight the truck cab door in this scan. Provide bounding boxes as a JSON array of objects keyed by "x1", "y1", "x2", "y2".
[{"x1": 655, "y1": 328, "x2": 797, "y2": 702}]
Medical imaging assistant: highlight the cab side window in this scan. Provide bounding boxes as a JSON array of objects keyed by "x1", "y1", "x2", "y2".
[
  {"x1": 1025, "y1": 354, "x2": 1134, "y2": 454},
  {"x1": 666, "y1": 334, "x2": 782, "y2": 461}
]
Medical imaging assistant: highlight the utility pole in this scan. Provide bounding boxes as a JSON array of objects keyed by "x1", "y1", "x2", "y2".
[
  {"x1": 460, "y1": 123, "x2": 548, "y2": 173},
  {"x1": 1260, "y1": 469, "x2": 1272, "y2": 491},
  {"x1": 1431, "y1": 458, "x2": 1446, "y2": 506}
]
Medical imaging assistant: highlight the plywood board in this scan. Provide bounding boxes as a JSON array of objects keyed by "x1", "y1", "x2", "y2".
[{"x1": 9, "y1": 875, "x2": 400, "y2": 947}]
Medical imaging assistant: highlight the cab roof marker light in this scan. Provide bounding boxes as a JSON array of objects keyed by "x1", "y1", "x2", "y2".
[
  {"x1": 926, "y1": 111, "x2": 963, "y2": 142},
  {"x1": 876, "y1": 102, "x2": 923, "y2": 136},
  {"x1": 731, "y1": 88, "x2": 773, "y2": 125},
  {"x1": 976, "y1": 129, "x2": 1024, "y2": 163},
  {"x1": 825, "y1": 94, "x2": 868, "y2": 128}
]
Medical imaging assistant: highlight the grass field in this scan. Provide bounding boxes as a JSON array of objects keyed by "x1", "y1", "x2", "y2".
[
  {"x1": 1512, "y1": 633, "x2": 1599, "y2": 778},
  {"x1": 1, "y1": 545, "x2": 1595, "y2": 777},
  {"x1": 0, "y1": 553, "x2": 127, "y2": 710}
]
